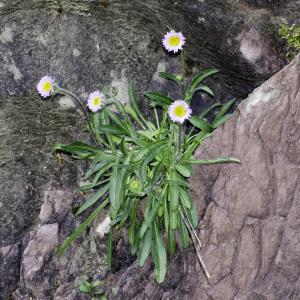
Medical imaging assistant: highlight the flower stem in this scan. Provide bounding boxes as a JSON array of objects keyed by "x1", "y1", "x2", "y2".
[
  {"x1": 56, "y1": 87, "x2": 100, "y2": 147},
  {"x1": 154, "y1": 107, "x2": 160, "y2": 129}
]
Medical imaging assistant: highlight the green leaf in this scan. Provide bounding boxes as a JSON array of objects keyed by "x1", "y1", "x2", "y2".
[
  {"x1": 92, "y1": 151, "x2": 116, "y2": 163},
  {"x1": 198, "y1": 102, "x2": 222, "y2": 118},
  {"x1": 109, "y1": 166, "x2": 124, "y2": 218},
  {"x1": 185, "y1": 69, "x2": 219, "y2": 100},
  {"x1": 189, "y1": 116, "x2": 213, "y2": 133},
  {"x1": 140, "y1": 142, "x2": 167, "y2": 181},
  {"x1": 91, "y1": 111, "x2": 102, "y2": 144},
  {"x1": 84, "y1": 161, "x2": 109, "y2": 180},
  {"x1": 213, "y1": 99, "x2": 235, "y2": 124},
  {"x1": 152, "y1": 221, "x2": 167, "y2": 283},
  {"x1": 165, "y1": 179, "x2": 190, "y2": 188},
  {"x1": 120, "y1": 137, "x2": 128, "y2": 156},
  {"x1": 194, "y1": 85, "x2": 214, "y2": 97},
  {"x1": 102, "y1": 110, "x2": 116, "y2": 152},
  {"x1": 187, "y1": 201, "x2": 198, "y2": 228},
  {"x1": 159, "y1": 71, "x2": 182, "y2": 84},
  {"x1": 129, "y1": 81, "x2": 148, "y2": 126},
  {"x1": 168, "y1": 171, "x2": 179, "y2": 211},
  {"x1": 75, "y1": 184, "x2": 109, "y2": 216},
  {"x1": 139, "y1": 199, "x2": 161, "y2": 238},
  {"x1": 92, "y1": 162, "x2": 114, "y2": 185},
  {"x1": 52, "y1": 141, "x2": 98, "y2": 154},
  {"x1": 58, "y1": 199, "x2": 109, "y2": 255},
  {"x1": 79, "y1": 281, "x2": 92, "y2": 294},
  {"x1": 106, "y1": 110, "x2": 129, "y2": 133},
  {"x1": 129, "y1": 199, "x2": 138, "y2": 247},
  {"x1": 179, "y1": 216, "x2": 190, "y2": 248},
  {"x1": 168, "y1": 229, "x2": 176, "y2": 256},
  {"x1": 170, "y1": 209, "x2": 177, "y2": 230},
  {"x1": 151, "y1": 158, "x2": 164, "y2": 187},
  {"x1": 179, "y1": 188, "x2": 192, "y2": 209},
  {"x1": 212, "y1": 114, "x2": 232, "y2": 128},
  {"x1": 137, "y1": 129, "x2": 161, "y2": 141},
  {"x1": 175, "y1": 164, "x2": 191, "y2": 178},
  {"x1": 77, "y1": 179, "x2": 109, "y2": 191},
  {"x1": 163, "y1": 194, "x2": 169, "y2": 232},
  {"x1": 138, "y1": 228, "x2": 152, "y2": 266},
  {"x1": 107, "y1": 228, "x2": 113, "y2": 270},
  {"x1": 187, "y1": 157, "x2": 240, "y2": 165},
  {"x1": 98, "y1": 125, "x2": 128, "y2": 136},
  {"x1": 144, "y1": 92, "x2": 173, "y2": 107}
]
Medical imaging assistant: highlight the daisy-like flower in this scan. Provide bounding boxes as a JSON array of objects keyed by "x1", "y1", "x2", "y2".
[
  {"x1": 168, "y1": 100, "x2": 192, "y2": 124},
  {"x1": 87, "y1": 90, "x2": 104, "y2": 112},
  {"x1": 96, "y1": 215, "x2": 112, "y2": 238},
  {"x1": 162, "y1": 30, "x2": 185, "y2": 53},
  {"x1": 37, "y1": 76, "x2": 55, "y2": 98}
]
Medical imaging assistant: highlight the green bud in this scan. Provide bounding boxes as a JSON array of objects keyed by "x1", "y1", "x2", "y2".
[
  {"x1": 175, "y1": 74, "x2": 183, "y2": 82},
  {"x1": 129, "y1": 179, "x2": 143, "y2": 194}
]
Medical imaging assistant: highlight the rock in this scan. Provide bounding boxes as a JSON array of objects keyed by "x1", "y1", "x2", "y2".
[
  {"x1": 8, "y1": 187, "x2": 109, "y2": 299},
  {"x1": 39, "y1": 189, "x2": 74, "y2": 224},
  {"x1": 54, "y1": 283, "x2": 88, "y2": 300},
  {"x1": 21, "y1": 223, "x2": 59, "y2": 298},
  {"x1": 0, "y1": 243, "x2": 21, "y2": 299}
]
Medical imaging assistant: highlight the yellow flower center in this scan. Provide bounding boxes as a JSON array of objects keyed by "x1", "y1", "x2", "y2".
[
  {"x1": 43, "y1": 81, "x2": 52, "y2": 92},
  {"x1": 93, "y1": 97, "x2": 101, "y2": 106},
  {"x1": 168, "y1": 35, "x2": 180, "y2": 47},
  {"x1": 174, "y1": 105, "x2": 186, "y2": 117}
]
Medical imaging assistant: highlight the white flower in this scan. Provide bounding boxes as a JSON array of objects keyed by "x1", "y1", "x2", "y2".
[
  {"x1": 168, "y1": 100, "x2": 192, "y2": 124},
  {"x1": 162, "y1": 30, "x2": 185, "y2": 53},
  {"x1": 87, "y1": 90, "x2": 104, "y2": 112},
  {"x1": 37, "y1": 76, "x2": 55, "y2": 98},
  {"x1": 96, "y1": 215, "x2": 111, "y2": 238}
]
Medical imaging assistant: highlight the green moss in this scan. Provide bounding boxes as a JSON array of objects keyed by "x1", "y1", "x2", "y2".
[{"x1": 279, "y1": 23, "x2": 300, "y2": 60}]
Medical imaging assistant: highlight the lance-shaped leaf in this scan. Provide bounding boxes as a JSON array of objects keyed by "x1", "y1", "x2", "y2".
[
  {"x1": 213, "y1": 99, "x2": 235, "y2": 126},
  {"x1": 138, "y1": 227, "x2": 153, "y2": 267},
  {"x1": 76, "y1": 184, "x2": 109, "y2": 216},
  {"x1": 187, "y1": 157, "x2": 240, "y2": 165},
  {"x1": 144, "y1": 92, "x2": 173, "y2": 108},
  {"x1": 185, "y1": 68, "x2": 219, "y2": 100},
  {"x1": 152, "y1": 222, "x2": 167, "y2": 283},
  {"x1": 188, "y1": 116, "x2": 214, "y2": 133},
  {"x1": 129, "y1": 81, "x2": 148, "y2": 127},
  {"x1": 159, "y1": 71, "x2": 182, "y2": 85}
]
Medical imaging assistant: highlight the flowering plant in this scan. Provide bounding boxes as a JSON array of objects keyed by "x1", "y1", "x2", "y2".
[{"x1": 37, "y1": 30, "x2": 239, "y2": 283}]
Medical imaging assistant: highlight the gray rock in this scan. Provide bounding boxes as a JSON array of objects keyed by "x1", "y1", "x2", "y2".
[
  {"x1": 21, "y1": 223, "x2": 59, "y2": 299},
  {"x1": 54, "y1": 283, "x2": 88, "y2": 300},
  {"x1": 39, "y1": 189, "x2": 74, "y2": 224},
  {"x1": 0, "y1": 243, "x2": 21, "y2": 299}
]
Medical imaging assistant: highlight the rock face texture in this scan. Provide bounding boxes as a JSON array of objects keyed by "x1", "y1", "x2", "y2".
[{"x1": 1, "y1": 0, "x2": 300, "y2": 299}]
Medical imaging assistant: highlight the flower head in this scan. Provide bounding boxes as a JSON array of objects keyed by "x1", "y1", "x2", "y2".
[
  {"x1": 162, "y1": 30, "x2": 185, "y2": 53},
  {"x1": 168, "y1": 100, "x2": 192, "y2": 124},
  {"x1": 37, "y1": 76, "x2": 55, "y2": 98},
  {"x1": 87, "y1": 91, "x2": 104, "y2": 112},
  {"x1": 87, "y1": 90, "x2": 104, "y2": 112},
  {"x1": 96, "y1": 215, "x2": 111, "y2": 238},
  {"x1": 129, "y1": 179, "x2": 143, "y2": 194}
]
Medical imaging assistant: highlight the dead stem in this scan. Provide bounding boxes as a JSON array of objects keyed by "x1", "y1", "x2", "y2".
[{"x1": 180, "y1": 208, "x2": 211, "y2": 280}]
